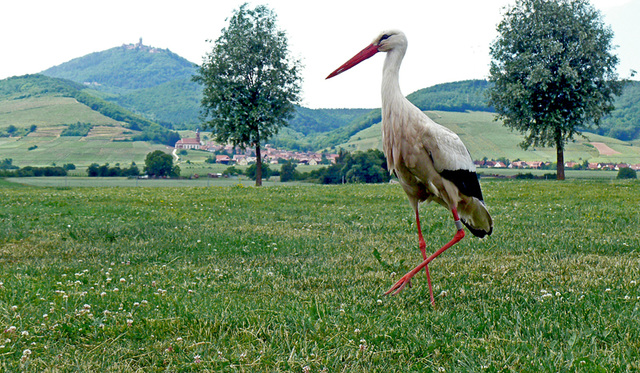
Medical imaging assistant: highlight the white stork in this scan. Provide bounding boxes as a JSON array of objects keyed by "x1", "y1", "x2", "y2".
[{"x1": 326, "y1": 30, "x2": 493, "y2": 305}]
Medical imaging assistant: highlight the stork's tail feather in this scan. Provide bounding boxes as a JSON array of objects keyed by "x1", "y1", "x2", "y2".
[{"x1": 458, "y1": 197, "x2": 493, "y2": 238}]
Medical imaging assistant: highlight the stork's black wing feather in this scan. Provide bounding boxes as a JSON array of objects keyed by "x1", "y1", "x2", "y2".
[{"x1": 439, "y1": 169, "x2": 484, "y2": 202}]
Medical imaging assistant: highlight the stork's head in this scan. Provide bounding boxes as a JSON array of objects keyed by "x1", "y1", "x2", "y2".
[{"x1": 326, "y1": 30, "x2": 406, "y2": 79}]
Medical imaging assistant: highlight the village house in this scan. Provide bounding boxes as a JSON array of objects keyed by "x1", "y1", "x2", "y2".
[
  {"x1": 509, "y1": 161, "x2": 528, "y2": 168},
  {"x1": 215, "y1": 155, "x2": 232, "y2": 164}
]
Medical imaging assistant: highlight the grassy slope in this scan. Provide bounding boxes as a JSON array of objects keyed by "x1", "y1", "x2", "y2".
[
  {"x1": 0, "y1": 96, "x2": 122, "y2": 128},
  {"x1": 0, "y1": 181, "x2": 638, "y2": 371},
  {"x1": 0, "y1": 136, "x2": 167, "y2": 167},
  {"x1": 339, "y1": 110, "x2": 640, "y2": 164}
]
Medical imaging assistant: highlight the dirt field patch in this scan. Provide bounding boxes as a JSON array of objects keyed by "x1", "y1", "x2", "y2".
[{"x1": 590, "y1": 142, "x2": 621, "y2": 155}]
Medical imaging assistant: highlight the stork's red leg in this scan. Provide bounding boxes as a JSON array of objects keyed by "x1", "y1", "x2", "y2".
[
  {"x1": 385, "y1": 208, "x2": 465, "y2": 303},
  {"x1": 415, "y1": 209, "x2": 435, "y2": 305}
]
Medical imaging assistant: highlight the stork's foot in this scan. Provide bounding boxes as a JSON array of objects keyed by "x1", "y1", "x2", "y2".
[
  {"x1": 384, "y1": 273, "x2": 414, "y2": 295},
  {"x1": 385, "y1": 266, "x2": 422, "y2": 296},
  {"x1": 385, "y1": 266, "x2": 435, "y2": 305}
]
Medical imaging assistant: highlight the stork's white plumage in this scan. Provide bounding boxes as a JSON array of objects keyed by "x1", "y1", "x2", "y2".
[{"x1": 327, "y1": 30, "x2": 493, "y2": 305}]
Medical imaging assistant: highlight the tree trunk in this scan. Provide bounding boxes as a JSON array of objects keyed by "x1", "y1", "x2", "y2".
[
  {"x1": 556, "y1": 146, "x2": 565, "y2": 180},
  {"x1": 255, "y1": 144, "x2": 263, "y2": 186}
]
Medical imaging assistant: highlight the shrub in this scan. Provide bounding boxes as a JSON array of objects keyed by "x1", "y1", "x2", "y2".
[{"x1": 617, "y1": 167, "x2": 637, "y2": 179}]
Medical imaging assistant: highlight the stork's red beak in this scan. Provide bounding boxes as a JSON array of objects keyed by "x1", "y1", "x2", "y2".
[{"x1": 326, "y1": 43, "x2": 379, "y2": 79}]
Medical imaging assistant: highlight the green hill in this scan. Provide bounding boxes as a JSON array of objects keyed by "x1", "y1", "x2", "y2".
[
  {"x1": 41, "y1": 42, "x2": 196, "y2": 93},
  {"x1": 406, "y1": 79, "x2": 493, "y2": 112},
  {"x1": 41, "y1": 42, "x2": 202, "y2": 128},
  {"x1": 592, "y1": 80, "x2": 640, "y2": 141},
  {"x1": 337, "y1": 110, "x2": 640, "y2": 164},
  {"x1": 405, "y1": 79, "x2": 640, "y2": 142},
  {"x1": 0, "y1": 74, "x2": 179, "y2": 145}
]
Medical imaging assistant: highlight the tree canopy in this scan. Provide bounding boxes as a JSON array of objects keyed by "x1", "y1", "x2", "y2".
[
  {"x1": 144, "y1": 150, "x2": 180, "y2": 178},
  {"x1": 193, "y1": 3, "x2": 302, "y2": 186},
  {"x1": 487, "y1": 0, "x2": 622, "y2": 179}
]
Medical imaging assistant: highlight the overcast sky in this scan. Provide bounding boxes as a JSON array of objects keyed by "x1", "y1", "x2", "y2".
[{"x1": 1, "y1": 0, "x2": 638, "y2": 109}]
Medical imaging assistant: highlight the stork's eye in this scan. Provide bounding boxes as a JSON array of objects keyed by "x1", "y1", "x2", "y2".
[{"x1": 379, "y1": 34, "x2": 391, "y2": 43}]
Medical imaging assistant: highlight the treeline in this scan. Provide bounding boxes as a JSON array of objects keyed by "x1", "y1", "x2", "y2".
[
  {"x1": 0, "y1": 158, "x2": 69, "y2": 176},
  {"x1": 110, "y1": 78, "x2": 202, "y2": 129},
  {"x1": 406, "y1": 80, "x2": 493, "y2": 112},
  {"x1": 0, "y1": 74, "x2": 85, "y2": 100},
  {"x1": 234, "y1": 149, "x2": 391, "y2": 184},
  {"x1": 86, "y1": 163, "x2": 140, "y2": 177},
  {"x1": 300, "y1": 149, "x2": 391, "y2": 184},
  {"x1": 287, "y1": 107, "x2": 373, "y2": 136},
  {"x1": 60, "y1": 122, "x2": 93, "y2": 136},
  {"x1": 1, "y1": 124, "x2": 37, "y2": 138},
  {"x1": 0, "y1": 166, "x2": 67, "y2": 177}
]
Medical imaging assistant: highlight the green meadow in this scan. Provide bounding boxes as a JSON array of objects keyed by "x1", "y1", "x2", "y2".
[{"x1": 1, "y1": 180, "x2": 639, "y2": 372}]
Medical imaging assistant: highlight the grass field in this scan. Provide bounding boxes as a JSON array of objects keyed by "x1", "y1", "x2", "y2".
[{"x1": 1, "y1": 180, "x2": 639, "y2": 371}]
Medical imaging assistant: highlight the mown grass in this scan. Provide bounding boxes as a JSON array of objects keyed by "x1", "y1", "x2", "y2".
[{"x1": 1, "y1": 180, "x2": 639, "y2": 372}]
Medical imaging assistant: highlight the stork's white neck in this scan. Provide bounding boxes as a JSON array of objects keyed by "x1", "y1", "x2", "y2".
[{"x1": 381, "y1": 46, "x2": 406, "y2": 107}]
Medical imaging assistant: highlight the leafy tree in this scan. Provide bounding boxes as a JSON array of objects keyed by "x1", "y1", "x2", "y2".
[
  {"x1": 617, "y1": 167, "x2": 637, "y2": 179},
  {"x1": 488, "y1": 0, "x2": 623, "y2": 180},
  {"x1": 342, "y1": 149, "x2": 391, "y2": 184},
  {"x1": 245, "y1": 163, "x2": 272, "y2": 181},
  {"x1": 144, "y1": 150, "x2": 180, "y2": 178},
  {"x1": 280, "y1": 161, "x2": 298, "y2": 182},
  {"x1": 223, "y1": 166, "x2": 242, "y2": 177},
  {"x1": 1, "y1": 158, "x2": 18, "y2": 170},
  {"x1": 193, "y1": 3, "x2": 302, "y2": 186}
]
